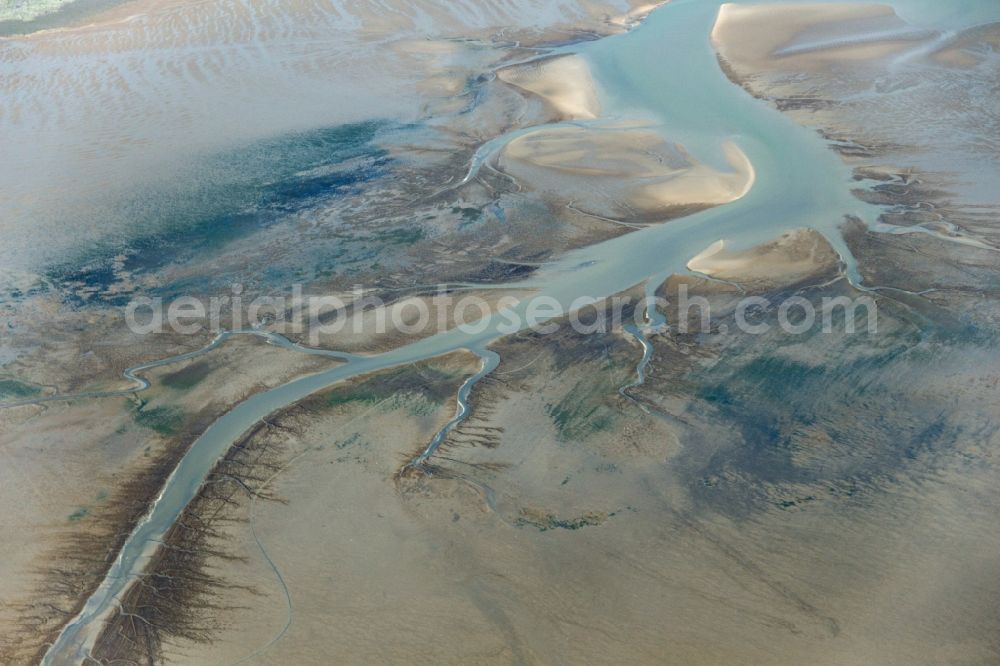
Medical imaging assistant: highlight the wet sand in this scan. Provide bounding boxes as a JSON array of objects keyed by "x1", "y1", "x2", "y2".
[
  {"x1": 687, "y1": 229, "x2": 840, "y2": 291},
  {"x1": 120, "y1": 272, "x2": 1000, "y2": 665},
  {"x1": 498, "y1": 126, "x2": 754, "y2": 220},
  {"x1": 5, "y1": 1, "x2": 1000, "y2": 663},
  {"x1": 712, "y1": 3, "x2": 931, "y2": 74},
  {"x1": 0, "y1": 335, "x2": 342, "y2": 661},
  {"x1": 498, "y1": 54, "x2": 602, "y2": 121}
]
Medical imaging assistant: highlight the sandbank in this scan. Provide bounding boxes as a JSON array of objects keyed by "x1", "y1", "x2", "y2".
[
  {"x1": 687, "y1": 228, "x2": 839, "y2": 290},
  {"x1": 497, "y1": 54, "x2": 601, "y2": 121},
  {"x1": 498, "y1": 124, "x2": 755, "y2": 219},
  {"x1": 712, "y1": 3, "x2": 934, "y2": 74}
]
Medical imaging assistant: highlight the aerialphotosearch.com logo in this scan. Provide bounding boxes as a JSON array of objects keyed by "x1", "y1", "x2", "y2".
[{"x1": 125, "y1": 283, "x2": 877, "y2": 344}]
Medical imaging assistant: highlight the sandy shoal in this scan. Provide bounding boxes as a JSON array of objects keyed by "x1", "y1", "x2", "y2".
[
  {"x1": 498, "y1": 124, "x2": 755, "y2": 218},
  {"x1": 687, "y1": 228, "x2": 840, "y2": 290},
  {"x1": 712, "y1": 3, "x2": 934, "y2": 73},
  {"x1": 497, "y1": 54, "x2": 601, "y2": 121}
]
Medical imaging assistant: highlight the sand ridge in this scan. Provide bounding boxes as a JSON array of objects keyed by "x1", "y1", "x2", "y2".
[
  {"x1": 497, "y1": 53, "x2": 601, "y2": 120},
  {"x1": 497, "y1": 123, "x2": 756, "y2": 219},
  {"x1": 712, "y1": 3, "x2": 937, "y2": 73},
  {"x1": 687, "y1": 228, "x2": 840, "y2": 290}
]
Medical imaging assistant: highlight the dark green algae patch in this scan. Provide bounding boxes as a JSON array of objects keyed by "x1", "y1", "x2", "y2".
[
  {"x1": 0, "y1": 378, "x2": 41, "y2": 400},
  {"x1": 514, "y1": 508, "x2": 632, "y2": 532},
  {"x1": 132, "y1": 404, "x2": 185, "y2": 436},
  {"x1": 48, "y1": 121, "x2": 392, "y2": 306},
  {"x1": 160, "y1": 361, "x2": 213, "y2": 391},
  {"x1": 305, "y1": 363, "x2": 464, "y2": 414}
]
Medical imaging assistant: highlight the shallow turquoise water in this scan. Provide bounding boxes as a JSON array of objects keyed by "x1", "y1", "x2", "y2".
[
  {"x1": 0, "y1": 0, "x2": 119, "y2": 36},
  {"x1": 581, "y1": 0, "x2": 877, "y2": 274}
]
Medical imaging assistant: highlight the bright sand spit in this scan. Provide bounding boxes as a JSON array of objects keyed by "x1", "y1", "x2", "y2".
[
  {"x1": 712, "y1": 3, "x2": 934, "y2": 73},
  {"x1": 687, "y1": 228, "x2": 839, "y2": 290},
  {"x1": 497, "y1": 124, "x2": 755, "y2": 219},
  {"x1": 497, "y1": 54, "x2": 601, "y2": 121},
  {"x1": 608, "y1": 2, "x2": 668, "y2": 30}
]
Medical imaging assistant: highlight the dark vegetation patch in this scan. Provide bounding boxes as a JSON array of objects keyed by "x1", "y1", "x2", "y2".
[
  {"x1": 0, "y1": 378, "x2": 41, "y2": 399},
  {"x1": 461, "y1": 260, "x2": 536, "y2": 283},
  {"x1": 483, "y1": 304, "x2": 641, "y2": 443},
  {"x1": 774, "y1": 96, "x2": 832, "y2": 112},
  {"x1": 132, "y1": 404, "x2": 185, "y2": 436},
  {"x1": 514, "y1": 507, "x2": 612, "y2": 531},
  {"x1": 86, "y1": 354, "x2": 486, "y2": 663},
  {"x1": 453, "y1": 205, "x2": 482, "y2": 228},
  {"x1": 305, "y1": 362, "x2": 461, "y2": 413},
  {"x1": 89, "y1": 405, "x2": 302, "y2": 663},
  {"x1": 685, "y1": 335, "x2": 964, "y2": 516},
  {"x1": 544, "y1": 302, "x2": 642, "y2": 372},
  {"x1": 371, "y1": 226, "x2": 426, "y2": 246},
  {"x1": 7, "y1": 400, "x2": 226, "y2": 663},
  {"x1": 160, "y1": 360, "x2": 212, "y2": 390},
  {"x1": 546, "y1": 380, "x2": 617, "y2": 441},
  {"x1": 49, "y1": 121, "x2": 390, "y2": 305}
]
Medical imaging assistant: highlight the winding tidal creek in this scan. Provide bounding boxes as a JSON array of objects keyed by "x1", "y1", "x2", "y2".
[{"x1": 42, "y1": 0, "x2": 977, "y2": 660}]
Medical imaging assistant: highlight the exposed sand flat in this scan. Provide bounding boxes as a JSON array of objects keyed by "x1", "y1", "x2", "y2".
[
  {"x1": 392, "y1": 39, "x2": 474, "y2": 105},
  {"x1": 0, "y1": 0, "x2": 650, "y2": 276},
  {"x1": 498, "y1": 124, "x2": 755, "y2": 219},
  {"x1": 497, "y1": 54, "x2": 601, "y2": 120},
  {"x1": 713, "y1": 4, "x2": 1000, "y2": 207},
  {"x1": 712, "y1": 3, "x2": 935, "y2": 74},
  {"x1": 687, "y1": 228, "x2": 839, "y2": 290},
  {"x1": 609, "y1": 1, "x2": 668, "y2": 30},
  {"x1": 130, "y1": 286, "x2": 1000, "y2": 665}
]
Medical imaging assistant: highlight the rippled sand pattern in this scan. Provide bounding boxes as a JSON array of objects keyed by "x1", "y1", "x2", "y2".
[{"x1": 0, "y1": 0, "x2": 651, "y2": 273}]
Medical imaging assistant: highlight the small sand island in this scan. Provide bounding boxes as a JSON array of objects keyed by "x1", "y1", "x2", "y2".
[
  {"x1": 499, "y1": 127, "x2": 755, "y2": 219},
  {"x1": 495, "y1": 53, "x2": 755, "y2": 220}
]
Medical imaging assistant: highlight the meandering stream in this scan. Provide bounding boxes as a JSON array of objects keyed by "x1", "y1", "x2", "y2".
[{"x1": 40, "y1": 0, "x2": 995, "y2": 661}]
